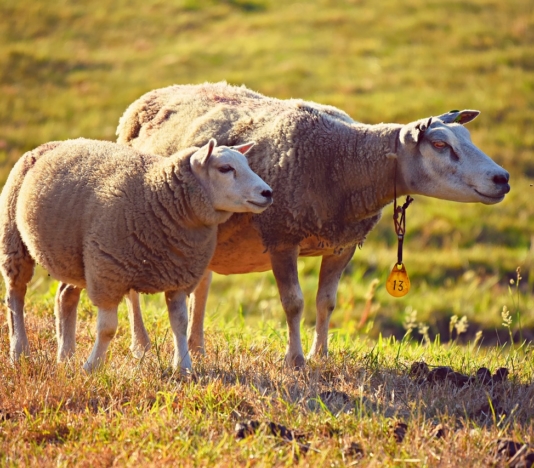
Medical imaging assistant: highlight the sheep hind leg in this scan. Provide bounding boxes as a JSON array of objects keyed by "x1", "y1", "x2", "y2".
[
  {"x1": 308, "y1": 246, "x2": 356, "y2": 359},
  {"x1": 165, "y1": 290, "x2": 192, "y2": 372},
  {"x1": 270, "y1": 247, "x2": 305, "y2": 369},
  {"x1": 55, "y1": 282, "x2": 81, "y2": 362},
  {"x1": 5, "y1": 282, "x2": 30, "y2": 362},
  {"x1": 83, "y1": 306, "x2": 118, "y2": 373},
  {"x1": 187, "y1": 269, "x2": 212, "y2": 355},
  {"x1": 125, "y1": 289, "x2": 151, "y2": 359}
]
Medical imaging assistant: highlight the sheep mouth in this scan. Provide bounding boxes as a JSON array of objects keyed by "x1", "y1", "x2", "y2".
[
  {"x1": 474, "y1": 188, "x2": 507, "y2": 203},
  {"x1": 248, "y1": 200, "x2": 272, "y2": 209}
]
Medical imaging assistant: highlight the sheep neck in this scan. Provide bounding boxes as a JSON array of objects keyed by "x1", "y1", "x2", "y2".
[
  {"x1": 332, "y1": 123, "x2": 409, "y2": 220},
  {"x1": 255, "y1": 121, "x2": 412, "y2": 251},
  {"x1": 145, "y1": 154, "x2": 231, "y2": 229}
]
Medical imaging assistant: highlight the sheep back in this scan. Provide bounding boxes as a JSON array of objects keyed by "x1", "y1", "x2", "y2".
[
  {"x1": 13, "y1": 139, "x2": 219, "y2": 308},
  {"x1": 117, "y1": 82, "x2": 385, "y2": 251},
  {"x1": 0, "y1": 142, "x2": 63, "y2": 287}
]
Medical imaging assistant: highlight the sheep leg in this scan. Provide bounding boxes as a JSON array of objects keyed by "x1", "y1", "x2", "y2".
[
  {"x1": 55, "y1": 282, "x2": 81, "y2": 361},
  {"x1": 187, "y1": 269, "x2": 212, "y2": 355},
  {"x1": 125, "y1": 289, "x2": 151, "y2": 359},
  {"x1": 165, "y1": 290, "x2": 192, "y2": 371},
  {"x1": 5, "y1": 282, "x2": 30, "y2": 362},
  {"x1": 83, "y1": 306, "x2": 118, "y2": 372},
  {"x1": 270, "y1": 247, "x2": 305, "y2": 369},
  {"x1": 308, "y1": 246, "x2": 356, "y2": 358}
]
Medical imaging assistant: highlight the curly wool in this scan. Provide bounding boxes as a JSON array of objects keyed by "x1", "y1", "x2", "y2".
[
  {"x1": 0, "y1": 139, "x2": 227, "y2": 308},
  {"x1": 117, "y1": 82, "x2": 402, "y2": 251}
]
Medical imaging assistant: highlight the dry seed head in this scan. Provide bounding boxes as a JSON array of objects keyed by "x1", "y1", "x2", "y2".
[
  {"x1": 473, "y1": 330, "x2": 483, "y2": 347},
  {"x1": 516, "y1": 266, "x2": 523, "y2": 282},
  {"x1": 501, "y1": 306, "x2": 512, "y2": 328},
  {"x1": 455, "y1": 316, "x2": 469, "y2": 336},
  {"x1": 449, "y1": 315, "x2": 458, "y2": 337},
  {"x1": 417, "y1": 323, "x2": 430, "y2": 344},
  {"x1": 403, "y1": 307, "x2": 418, "y2": 332}
]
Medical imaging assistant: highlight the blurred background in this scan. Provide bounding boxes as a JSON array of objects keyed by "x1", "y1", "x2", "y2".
[{"x1": 1, "y1": 0, "x2": 533, "y2": 345}]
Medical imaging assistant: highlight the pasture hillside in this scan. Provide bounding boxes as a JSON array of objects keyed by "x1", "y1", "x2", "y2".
[
  {"x1": 1, "y1": 0, "x2": 534, "y2": 465},
  {"x1": 1, "y1": 0, "x2": 533, "y2": 337}
]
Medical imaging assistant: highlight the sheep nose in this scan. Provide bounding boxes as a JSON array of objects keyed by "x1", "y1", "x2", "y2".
[
  {"x1": 493, "y1": 171, "x2": 509, "y2": 185},
  {"x1": 261, "y1": 189, "x2": 273, "y2": 200}
]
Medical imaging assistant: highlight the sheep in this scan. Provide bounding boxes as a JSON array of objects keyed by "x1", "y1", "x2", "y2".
[
  {"x1": 0, "y1": 137, "x2": 273, "y2": 372},
  {"x1": 69, "y1": 82, "x2": 509, "y2": 368},
  {"x1": 116, "y1": 82, "x2": 511, "y2": 367},
  {"x1": 115, "y1": 83, "x2": 511, "y2": 368}
]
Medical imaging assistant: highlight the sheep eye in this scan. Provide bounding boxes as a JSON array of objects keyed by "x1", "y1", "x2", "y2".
[
  {"x1": 218, "y1": 165, "x2": 234, "y2": 174},
  {"x1": 432, "y1": 141, "x2": 447, "y2": 149}
]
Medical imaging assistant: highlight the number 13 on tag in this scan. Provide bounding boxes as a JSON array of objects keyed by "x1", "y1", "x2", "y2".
[{"x1": 386, "y1": 263, "x2": 411, "y2": 297}]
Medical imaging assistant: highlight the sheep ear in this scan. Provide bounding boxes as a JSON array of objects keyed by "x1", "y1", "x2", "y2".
[
  {"x1": 191, "y1": 138, "x2": 217, "y2": 168},
  {"x1": 232, "y1": 141, "x2": 255, "y2": 155},
  {"x1": 399, "y1": 120, "x2": 428, "y2": 147},
  {"x1": 202, "y1": 138, "x2": 216, "y2": 164},
  {"x1": 437, "y1": 109, "x2": 480, "y2": 125}
]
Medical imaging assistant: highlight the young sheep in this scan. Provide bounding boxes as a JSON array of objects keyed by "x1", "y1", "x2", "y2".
[
  {"x1": 0, "y1": 138, "x2": 272, "y2": 372},
  {"x1": 113, "y1": 82, "x2": 510, "y2": 368}
]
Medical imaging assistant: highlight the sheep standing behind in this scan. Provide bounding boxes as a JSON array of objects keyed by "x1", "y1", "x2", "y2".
[
  {"x1": 113, "y1": 82, "x2": 510, "y2": 368},
  {"x1": 0, "y1": 138, "x2": 272, "y2": 371}
]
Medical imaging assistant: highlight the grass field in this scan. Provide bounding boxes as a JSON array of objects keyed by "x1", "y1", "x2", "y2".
[
  {"x1": 1, "y1": 0, "x2": 534, "y2": 465},
  {"x1": 2, "y1": 307, "x2": 534, "y2": 466}
]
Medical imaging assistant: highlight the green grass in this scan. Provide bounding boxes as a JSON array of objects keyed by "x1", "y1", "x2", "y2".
[
  {"x1": 1, "y1": 300, "x2": 533, "y2": 466},
  {"x1": 1, "y1": 0, "x2": 534, "y2": 336},
  {"x1": 1, "y1": 0, "x2": 534, "y2": 465}
]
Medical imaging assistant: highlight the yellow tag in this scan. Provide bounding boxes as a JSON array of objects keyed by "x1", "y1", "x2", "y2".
[{"x1": 386, "y1": 263, "x2": 410, "y2": 297}]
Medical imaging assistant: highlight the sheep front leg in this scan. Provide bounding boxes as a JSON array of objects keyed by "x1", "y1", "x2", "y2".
[
  {"x1": 165, "y1": 290, "x2": 192, "y2": 372},
  {"x1": 270, "y1": 246, "x2": 305, "y2": 369},
  {"x1": 187, "y1": 269, "x2": 212, "y2": 355},
  {"x1": 55, "y1": 282, "x2": 81, "y2": 361},
  {"x1": 308, "y1": 246, "x2": 356, "y2": 358},
  {"x1": 5, "y1": 283, "x2": 30, "y2": 362},
  {"x1": 125, "y1": 290, "x2": 151, "y2": 359},
  {"x1": 83, "y1": 306, "x2": 118, "y2": 372}
]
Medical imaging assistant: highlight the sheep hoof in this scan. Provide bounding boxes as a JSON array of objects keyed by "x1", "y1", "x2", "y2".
[
  {"x1": 285, "y1": 354, "x2": 306, "y2": 370},
  {"x1": 180, "y1": 367, "x2": 193, "y2": 378},
  {"x1": 10, "y1": 340, "x2": 31, "y2": 363},
  {"x1": 82, "y1": 360, "x2": 102, "y2": 373},
  {"x1": 172, "y1": 353, "x2": 193, "y2": 374},
  {"x1": 307, "y1": 347, "x2": 328, "y2": 360},
  {"x1": 130, "y1": 348, "x2": 144, "y2": 360},
  {"x1": 187, "y1": 341, "x2": 205, "y2": 356},
  {"x1": 57, "y1": 347, "x2": 76, "y2": 363},
  {"x1": 130, "y1": 342, "x2": 151, "y2": 360},
  {"x1": 9, "y1": 351, "x2": 29, "y2": 366},
  {"x1": 161, "y1": 365, "x2": 193, "y2": 380}
]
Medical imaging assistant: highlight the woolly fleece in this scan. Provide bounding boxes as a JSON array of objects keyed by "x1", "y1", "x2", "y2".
[
  {"x1": 0, "y1": 138, "x2": 229, "y2": 309},
  {"x1": 117, "y1": 82, "x2": 400, "y2": 256}
]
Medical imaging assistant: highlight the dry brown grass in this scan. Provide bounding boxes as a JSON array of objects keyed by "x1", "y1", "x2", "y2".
[
  {"x1": 1, "y1": 0, "x2": 534, "y2": 464},
  {"x1": 1, "y1": 308, "x2": 533, "y2": 466}
]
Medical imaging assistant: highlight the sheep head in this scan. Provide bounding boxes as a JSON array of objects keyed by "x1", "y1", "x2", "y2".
[
  {"x1": 396, "y1": 110, "x2": 510, "y2": 205},
  {"x1": 190, "y1": 139, "x2": 273, "y2": 214}
]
